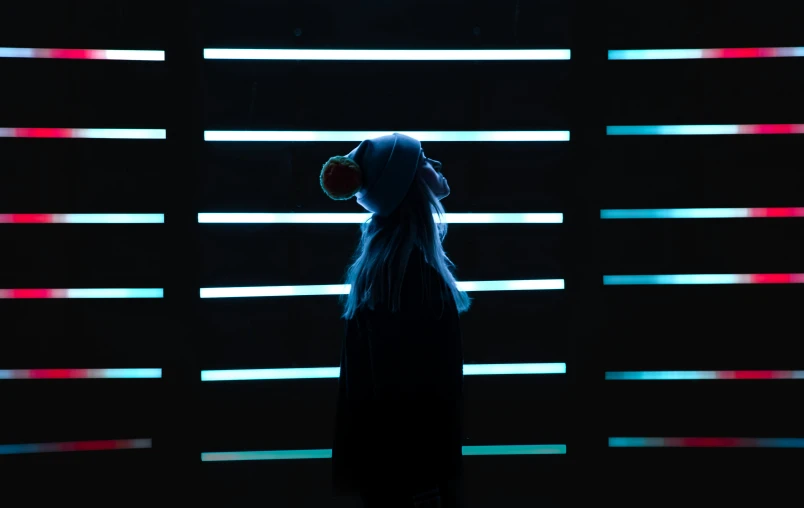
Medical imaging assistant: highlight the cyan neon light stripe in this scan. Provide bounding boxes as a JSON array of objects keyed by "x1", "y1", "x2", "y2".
[
  {"x1": 607, "y1": 125, "x2": 739, "y2": 135},
  {"x1": 604, "y1": 274, "x2": 740, "y2": 285},
  {"x1": 203, "y1": 49, "x2": 570, "y2": 61},
  {"x1": 200, "y1": 279, "x2": 564, "y2": 298},
  {"x1": 462, "y1": 444, "x2": 566, "y2": 455},
  {"x1": 608, "y1": 47, "x2": 804, "y2": 60},
  {"x1": 604, "y1": 274, "x2": 804, "y2": 285},
  {"x1": 601, "y1": 208, "x2": 804, "y2": 219},
  {"x1": 609, "y1": 49, "x2": 704, "y2": 60},
  {"x1": 602, "y1": 208, "x2": 747, "y2": 219},
  {"x1": 198, "y1": 213, "x2": 563, "y2": 224},
  {"x1": 201, "y1": 444, "x2": 566, "y2": 462},
  {"x1": 201, "y1": 363, "x2": 566, "y2": 381},
  {"x1": 609, "y1": 437, "x2": 804, "y2": 448},
  {"x1": 204, "y1": 131, "x2": 569, "y2": 142},
  {"x1": 66, "y1": 288, "x2": 164, "y2": 298},
  {"x1": 607, "y1": 124, "x2": 804, "y2": 135}
]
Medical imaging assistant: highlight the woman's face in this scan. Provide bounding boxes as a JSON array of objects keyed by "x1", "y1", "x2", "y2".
[{"x1": 419, "y1": 154, "x2": 450, "y2": 200}]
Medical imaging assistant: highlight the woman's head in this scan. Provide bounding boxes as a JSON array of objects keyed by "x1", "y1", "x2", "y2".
[
  {"x1": 341, "y1": 169, "x2": 471, "y2": 318},
  {"x1": 319, "y1": 133, "x2": 471, "y2": 319}
]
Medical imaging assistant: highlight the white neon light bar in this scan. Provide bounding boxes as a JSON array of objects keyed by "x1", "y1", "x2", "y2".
[
  {"x1": 0, "y1": 128, "x2": 166, "y2": 139},
  {"x1": 198, "y1": 213, "x2": 563, "y2": 224},
  {"x1": 203, "y1": 130, "x2": 569, "y2": 142},
  {"x1": 200, "y1": 279, "x2": 564, "y2": 298},
  {"x1": 0, "y1": 47, "x2": 165, "y2": 61},
  {"x1": 200, "y1": 363, "x2": 566, "y2": 381},
  {"x1": 609, "y1": 47, "x2": 804, "y2": 60},
  {"x1": 203, "y1": 48, "x2": 570, "y2": 61},
  {"x1": 0, "y1": 214, "x2": 164, "y2": 224}
]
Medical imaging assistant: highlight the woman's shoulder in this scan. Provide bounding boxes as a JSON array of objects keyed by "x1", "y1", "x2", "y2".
[{"x1": 401, "y1": 249, "x2": 453, "y2": 312}]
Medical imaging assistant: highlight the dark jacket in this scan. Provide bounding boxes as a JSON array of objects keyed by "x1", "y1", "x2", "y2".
[{"x1": 332, "y1": 249, "x2": 464, "y2": 500}]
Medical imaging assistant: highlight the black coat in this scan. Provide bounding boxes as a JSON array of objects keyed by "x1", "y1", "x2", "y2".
[{"x1": 332, "y1": 250, "x2": 464, "y2": 501}]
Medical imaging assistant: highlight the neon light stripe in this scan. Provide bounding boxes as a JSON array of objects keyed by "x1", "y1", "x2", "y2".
[
  {"x1": 605, "y1": 370, "x2": 804, "y2": 380},
  {"x1": 0, "y1": 369, "x2": 161, "y2": 379},
  {"x1": 609, "y1": 437, "x2": 804, "y2": 448},
  {"x1": 201, "y1": 444, "x2": 566, "y2": 462},
  {"x1": 0, "y1": 214, "x2": 164, "y2": 224},
  {"x1": 0, "y1": 439, "x2": 152, "y2": 455},
  {"x1": 607, "y1": 124, "x2": 804, "y2": 135},
  {"x1": 200, "y1": 279, "x2": 564, "y2": 298},
  {"x1": 204, "y1": 131, "x2": 569, "y2": 142},
  {"x1": 0, "y1": 47, "x2": 165, "y2": 61},
  {"x1": 201, "y1": 363, "x2": 566, "y2": 381},
  {"x1": 601, "y1": 208, "x2": 804, "y2": 219},
  {"x1": 204, "y1": 49, "x2": 570, "y2": 61},
  {"x1": 198, "y1": 213, "x2": 563, "y2": 224},
  {"x1": 0, "y1": 128, "x2": 166, "y2": 139},
  {"x1": 608, "y1": 47, "x2": 804, "y2": 60},
  {"x1": 603, "y1": 274, "x2": 804, "y2": 285},
  {"x1": 0, "y1": 288, "x2": 164, "y2": 298}
]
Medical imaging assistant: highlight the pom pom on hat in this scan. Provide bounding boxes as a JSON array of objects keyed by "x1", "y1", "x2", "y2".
[{"x1": 320, "y1": 155, "x2": 363, "y2": 200}]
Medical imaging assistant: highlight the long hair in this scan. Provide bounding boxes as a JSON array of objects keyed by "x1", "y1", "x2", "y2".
[{"x1": 341, "y1": 172, "x2": 471, "y2": 319}]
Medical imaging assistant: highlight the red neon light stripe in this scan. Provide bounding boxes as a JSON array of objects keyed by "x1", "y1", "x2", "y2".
[
  {"x1": 45, "y1": 49, "x2": 97, "y2": 60},
  {"x1": 0, "y1": 214, "x2": 55, "y2": 223},
  {"x1": 4, "y1": 289, "x2": 57, "y2": 298},
  {"x1": 739, "y1": 124, "x2": 804, "y2": 134},
  {"x1": 679, "y1": 437, "x2": 742, "y2": 447},
  {"x1": 749, "y1": 274, "x2": 797, "y2": 284},
  {"x1": 12, "y1": 128, "x2": 74, "y2": 138},
  {"x1": 725, "y1": 370, "x2": 788, "y2": 380},
  {"x1": 26, "y1": 369, "x2": 90, "y2": 379},
  {"x1": 749, "y1": 208, "x2": 804, "y2": 217}
]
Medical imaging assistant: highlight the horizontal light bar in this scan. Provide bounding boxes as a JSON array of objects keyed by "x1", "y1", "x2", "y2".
[
  {"x1": 0, "y1": 369, "x2": 162, "y2": 379},
  {"x1": 607, "y1": 124, "x2": 804, "y2": 135},
  {"x1": 0, "y1": 128, "x2": 166, "y2": 139},
  {"x1": 0, "y1": 214, "x2": 164, "y2": 224},
  {"x1": 609, "y1": 47, "x2": 804, "y2": 60},
  {"x1": 204, "y1": 130, "x2": 569, "y2": 142},
  {"x1": 603, "y1": 274, "x2": 804, "y2": 285},
  {"x1": 0, "y1": 438, "x2": 152, "y2": 455},
  {"x1": 200, "y1": 279, "x2": 564, "y2": 298},
  {"x1": 610, "y1": 437, "x2": 804, "y2": 448},
  {"x1": 606, "y1": 370, "x2": 804, "y2": 380},
  {"x1": 0, "y1": 288, "x2": 164, "y2": 298},
  {"x1": 601, "y1": 208, "x2": 804, "y2": 219},
  {"x1": 201, "y1": 363, "x2": 566, "y2": 381},
  {"x1": 198, "y1": 213, "x2": 563, "y2": 224},
  {"x1": 201, "y1": 444, "x2": 566, "y2": 462},
  {"x1": 0, "y1": 47, "x2": 165, "y2": 61},
  {"x1": 204, "y1": 48, "x2": 570, "y2": 61}
]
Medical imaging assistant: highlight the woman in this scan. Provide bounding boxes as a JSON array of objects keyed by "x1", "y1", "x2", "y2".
[{"x1": 321, "y1": 133, "x2": 471, "y2": 507}]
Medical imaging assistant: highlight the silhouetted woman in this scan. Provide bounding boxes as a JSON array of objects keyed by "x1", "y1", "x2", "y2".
[{"x1": 322, "y1": 133, "x2": 471, "y2": 507}]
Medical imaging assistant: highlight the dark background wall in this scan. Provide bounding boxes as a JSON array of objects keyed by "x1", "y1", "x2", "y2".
[{"x1": 1, "y1": 1, "x2": 801, "y2": 506}]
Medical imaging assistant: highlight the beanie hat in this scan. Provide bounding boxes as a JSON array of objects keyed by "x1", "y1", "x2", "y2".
[{"x1": 319, "y1": 133, "x2": 449, "y2": 217}]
